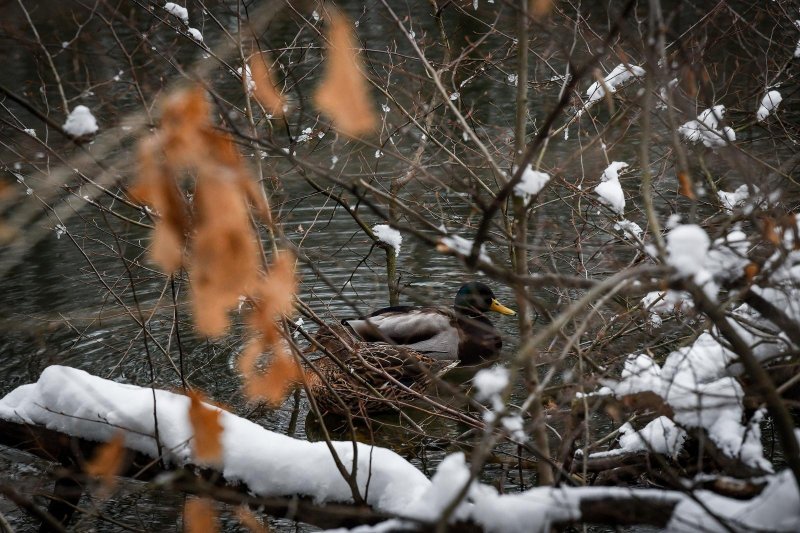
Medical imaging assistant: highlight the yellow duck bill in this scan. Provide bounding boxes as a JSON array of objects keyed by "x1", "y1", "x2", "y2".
[{"x1": 489, "y1": 299, "x2": 516, "y2": 316}]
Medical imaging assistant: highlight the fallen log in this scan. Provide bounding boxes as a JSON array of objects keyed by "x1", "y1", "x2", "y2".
[{"x1": 0, "y1": 418, "x2": 393, "y2": 531}]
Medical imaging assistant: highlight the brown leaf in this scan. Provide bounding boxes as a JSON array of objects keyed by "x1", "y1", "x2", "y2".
[
  {"x1": 744, "y1": 263, "x2": 759, "y2": 282},
  {"x1": 85, "y1": 432, "x2": 127, "y2": 486},
  {"x1": 236, "y1": 506, "x2": 271, "y2": 533},
  {"x1": 529, "y1": 0, "x2": 553, "y2": 19},
  {"x1": 677, "y1": 170, "x2": 695, "y2": 199},
  {"x1": 190, "y1": 168, "x2": 260, "y2": 337},
  {"x1": 241, "y1": 349, "x2": 302, "y2": 406},
  {"x1": 161, "y1": 86, "x2": 212, "y2": 168},
  {"x1": 188, "y1": 390, "x2": 224, "y2": 464},
  {"x1": 313, "y1": 9, "x2": 377, "y2": 138},
  {"x1": 762, "y1": 218, "x2": 780, "y2": 246},
  {"x1": 184, "y1": 498, "x2": 218, "y2": 533},
  {"x1": 239, "y1": 255, "x2": 302, "y2": 405},
  {"x1": 130, "y1": 135, "x2": 189, "y2": 273},
  {"x1": 250, "y1": 53, "x2": 286, "y2": 118}
]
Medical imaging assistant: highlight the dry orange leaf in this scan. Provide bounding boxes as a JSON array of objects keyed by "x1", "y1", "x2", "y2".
[
  {"x1": 250, "y1": 53, "x2": 286, "y2": 118},
  {"x1": 677, "y1": 170, "x2": 695, "y2": 199},
  {"x1": 161, "y1": 86, "x2": 212, "y2": 168},
  {"x1": 236, "y1": 506, "x2": 271, "y2": 533},
  {"x1": 184, "y1": 498, "x2": 218, "y2": 533},
  {"x1": 530, "y1": 0, "x2": 553, "y2": 19},
  {"x1": 763, "y1": 218, "x2": 781, "y2": 246},
  {"x1": 241, "y1": 349, "x2": 302, "y2": 406},
  {"x1": 130, "y1": 136, "x2": 189, "y2": 273},
  {"x1": 188, "y1": 391, "x2": 224, "y2": 464},
  {"x1": 190, "y1": 169, "x2": 260, "y2": 337},
  {"x1": 85, "y1": 432, "x2": 127, "y2": 486},
  {"x1": 313, "y1": 9, "x2": 376, "y2": 138},
  {"x1": 744, "y1": 263, "x2": 759, "y2": 282}
]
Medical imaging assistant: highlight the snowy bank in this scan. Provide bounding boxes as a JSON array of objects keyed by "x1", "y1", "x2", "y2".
[{"x1": 0, "y1": 366, "x2": 429, "y2": 515}]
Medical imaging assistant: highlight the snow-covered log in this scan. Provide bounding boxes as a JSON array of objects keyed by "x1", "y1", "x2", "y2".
[{"x1": 2, "y1": 367, "x2": 798, "y2": 532}]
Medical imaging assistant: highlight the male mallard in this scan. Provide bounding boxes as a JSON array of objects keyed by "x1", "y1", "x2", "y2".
[
  {"x1": 344, "y1": 282, "x2": 516, "y2": 364},
  {"x1": 303, "y1": 323, "x2": 456, "y2": 416}
]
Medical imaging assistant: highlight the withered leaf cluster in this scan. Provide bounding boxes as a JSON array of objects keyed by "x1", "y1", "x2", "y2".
[
  {"x1": 129, "y1": 87, "x2": 302, "y2": 407},
  {"x1": 130, "y1": 86, "x2": 269, "y2": 337}
]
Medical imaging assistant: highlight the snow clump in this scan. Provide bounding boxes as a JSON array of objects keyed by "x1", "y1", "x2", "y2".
[
  {"x1": 614, "y1": 219, "x2": 643, "y2": 240},
  {"x1": 756, "y1": 90, "x2": 782, "y2": 122},
  {"x1": 513, "y1": 165, "x2": 550, "y2": 203},
  {"x1": 584, "y1": 64, "x2": 645, "y2": 107},
  {"x1": 62, "y1": 105, "x2": 98, "y2": 138},
  {"x1": 718, "y1": 184, "x2": 751, "y2": 211},
  {"x1": 187, "y1": 27, "x2": 203, "y2": 42},
  {"x1": 594, "y1": 161, "x2": 628, "y2": 214},
  {"x1": 641, "y1": 290, "x2": 693, "y2": 327},
  {"x1": 237, "y1": 65, "x2": 255, "y2": 94},
  {"x1": 164, "y1": 2, "x2": 189, "y2": 24},
  {"x1": 438, "y1": 235, "x2": 491, "y2": 263},
  {"x1": 678, "y1": 105, "x2": 735, "y2": 148},
  {"x1": 372, "y1": 224, "x2": 402, "y2": 256},
  {"x1": 474, "y1": 366, "x2": 509, "y2": 406},
  {"x1": 611, "y1": 417, "x2": 688, "y2": 458},
  {"x1": 0, "y1": 366, "x2": 431, "y2": 515},
  {"x1": 666, "y1": 224, "x2": 716, "y2": 298}
]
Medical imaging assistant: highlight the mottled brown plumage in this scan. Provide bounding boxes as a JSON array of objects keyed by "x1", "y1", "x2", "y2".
[{"x1": 302, "y1": 323, "x2": 456, "y2": 416}]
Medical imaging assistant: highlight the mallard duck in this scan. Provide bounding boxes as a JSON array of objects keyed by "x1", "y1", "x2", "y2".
[
  {"x1": 344, "y1": 282, "x2": 516, "y2": 364},
  {"x1": 302, "y1": 322, "x2": 456, "y2": 416}
]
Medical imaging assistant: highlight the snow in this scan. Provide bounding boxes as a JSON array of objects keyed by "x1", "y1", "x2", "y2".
[
  {"x1": 438, "y1": 235, "x2": 491, "y2": 263},
  {"x1": 372, "y1": 224, "x2": 402, "y2": 256},
  {"x1": 407, "y1": 452, "x2": 473, "y2": 522},
  {"x1": 718, "y1": 184, "x2": 750, "y2": 211},
  {"x1": 164, "y1": 2, "x2": 188, "y2": 24},
  {"x1": 614, "y1": 219, "x2": 643, "y2": 240},
  {"x1": 62, "y1": 105, "x2": 98, "y2": 137},
  {"x1": 473, "y1": 366, "x2": 509, "y2": 405},
  {"x1": 237, "y1": 65, "x2": 255, "y2": 94},
  {"x1": 594, "y1": 161, "x2": 628, "y2": 214},
  {"x1": 590, "y1": 417, "x2": 688, "y2": 459},
  {"x1": 756, "y1": 90, "x2": 782, "y2": 122},
  {"x1": 602, "y1": 333, "x2": 774, "y2": 472},
  {"x1": 3, "y1": 365, "x2": 799, "y2": 533},
  {"x1": 668, "y1": 468, "x2": 799, "y2": 532},
  {"x1": 641, "y1": 290, "x2": 693, "y2": 326},
  {"x1": 678, "y1": 105, "x2": 735, "y2": 148},
  {"x1": 656, "y1": 78, "x2": 678, "y2": 110},
  {"x1": 0, "y1": 366, "x2": 430, "y2": 515},
  {"x1": 666, "y1": 224, "x2": 719, "y2": 298},
  {"x1": 513, "y1": 166, "x2": 550, "y2": 203},
  {"x1": 584, "y1": 64, "x2": 646, "y2": 106},
  {"x1": 187, "y1": 27, "x2": 203, "y2": 42}
]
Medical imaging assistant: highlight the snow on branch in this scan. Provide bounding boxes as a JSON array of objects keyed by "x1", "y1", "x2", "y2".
[
  {"x1": 756, "y1": 90, "x2": 782, "y2": 122},
  {"x1": 372, "y1": 224, "x2": 402, "y2": 256},
  {"x1": 62, "y1": 105, "x2": 99, "y2": 138},
  {"x1": 577, "y1": 64, "x2": 645, "y2": 116},
  {"x1": 677, "y1": 105, "x2": 735, "y2": 148}
]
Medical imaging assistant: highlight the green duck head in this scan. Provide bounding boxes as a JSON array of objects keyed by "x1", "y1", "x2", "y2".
[{"x1": 454, "y1": 282, "x2": 516, "y2": 316}]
